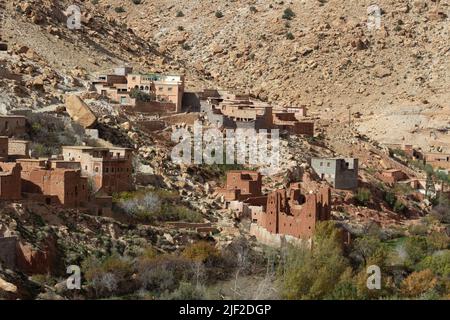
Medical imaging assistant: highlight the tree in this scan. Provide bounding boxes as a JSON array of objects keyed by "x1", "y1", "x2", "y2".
[
  {"x1": 278, "y1": 221, "x2": 350, "y2": 299},
  {"x1": 404, "y1": 236, "x2": 429, "y2": 268},
  {"x1": 353, "y1": 235, "x2": 389, "y2": 267}
]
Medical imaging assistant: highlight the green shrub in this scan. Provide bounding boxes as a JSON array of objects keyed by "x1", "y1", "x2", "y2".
[
  {"x1": 286, "y1": 32, "x2": 294, "y2": 40},
  {"x1": 115, "y1": 6, "x2": 126, "y2": 13},
  {"x1": 282, "y1": 8, "x2": 295, "y2": 20},
  {"x1": 384, "y1": 192, "x2": 406, "y2": 213},
  {"x1": 215, "y1": 11, "x2": 224, "y2": 18},
  {"x1": 129, "y1": 88, "x2": 154, "y2": 102},
  {"x1": 249, "y1": 6, "x2": 257, "y2": 13},
  {"x1": 417, "y1": 251, "x2": 450, "y2": 277},
  {"x1": 404, "y1": 236, "x2": 429, "y2": 267},
  {"x1": 132, "y1": 0, "x2": 142, "y2": 4},
  {"x1": 176, "y1": 10, "x2": 184, "y2": 17},
  {"x1": 355, "y1": 188, "x2": 371, "y2": 206},
  {"x1": 278, "y1": 221, "x2": 350, "y2": 299}
]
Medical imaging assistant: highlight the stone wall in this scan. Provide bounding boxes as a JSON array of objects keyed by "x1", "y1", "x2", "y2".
[{"x1": 0, "y1": 162, "x2": 22, "y2": 200}]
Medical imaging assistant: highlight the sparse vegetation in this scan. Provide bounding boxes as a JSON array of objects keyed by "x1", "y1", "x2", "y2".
[
  {"x1": 113, "y1": 190, "x2": 202, "y2": 223},
  {"x1": 354, "y1": 188, "x2": 371, "y2": 206},
  {"x1": 215, "y1": 11, "x2": 224, "y2": 18},
  {"x1": 282, "y1": 8, "x2": 295, "y2": 20},
  {"x1": 114, "y1": 6, "x2": 126, "y2": 13},
  {"x1": 176, "y1": 10, "x2": 184, "y2": 17},
  {"x1": 279, "y1": 221, "x2": 449, "y2": 300}
]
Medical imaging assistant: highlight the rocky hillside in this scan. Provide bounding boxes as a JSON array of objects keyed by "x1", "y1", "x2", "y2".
[
  {"x1": 101, "y1": 0, "x2": 449, "y2": 150},
  {"x1": 1, "y1": 0, "x2": 449, "y2": 150}
]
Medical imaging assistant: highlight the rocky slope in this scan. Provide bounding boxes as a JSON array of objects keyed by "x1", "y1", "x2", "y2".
[{"x1": 103, "y1": 0, "x2": 450, "y2": 150}]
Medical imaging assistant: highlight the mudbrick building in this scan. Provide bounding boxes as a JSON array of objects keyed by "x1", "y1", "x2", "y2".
[
  {"x1": 251, "y1": 183, "x2": 332, "y2": 246},
  {"x1": 92, "y1": 66, "x2": 185, "y2": 112},
  {"x1": 0, "y1": 115, "x2": 27, "y2": 137},
  {"x1": 379, "y1": 169, "x2": 409, "y2": 184},
  {"x1": 311, "y1": 158, "x2": 359, "y2": 190},
  {"x1": 219, "y1": 170, "x2": 263, "y2": 202},
  {"x1": 62, "y1": 146, "x2": 133, "y2": 194},
  {"x1": 17, "y1": 159, "x2": 88, "y2": 208},
  {"x1": 0, "y1": 162, "x2": 22, "y2": 200},
  {"x1": 423, "y1": 152, "x2": 450, "y2": 169},
  {"x1": 200, "y1": 91, "x2": 314, "y2": 136}
]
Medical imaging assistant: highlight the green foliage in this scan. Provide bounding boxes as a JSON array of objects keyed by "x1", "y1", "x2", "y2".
[
  {"x1": 177, "y1": 26, "x2": 184, "y2": 31},
  {"x1": 132, "y1": 0, "x2": 142, "y2": 4},
  {"x1": 353, "y1": 235, "x2": 389, "y2": 267},
  {"x1": 115, "y1": 6, "x2": 126, "y2": 13},
  {"x1": 215, "y1": 11, "x2": 224, "y2": 18},
  {"x1": 282, "y1": 8, "x2": 295, "y2": 20},
  {"x1": 129, "y1": 88, "x2": 154, "y2": 102},
  {"x1": 279, "y1": 222, "x2": 350, "y2": 299},
  {"x1": 354, "y1": 188, "x2": 371, "y2": 206},
  {"x1": 249, "y1": 6, "x2": 257, "y2": 14},
  {"x1": 29, "y1": 113, "x2": 81, "y2": 157},
  {"x1": 417, "y1": 250, "x2": 450, "y2": 277},
  {"x1": 404, "y1": 236, "x2": 430, "y2": 267},
  {"x1": 176, "y1": 10, "x2": 184, "y2": 17},
  {"x1": 286, "y1": 32, "x2": 294, "y2": 40},
  {"x1": 91, "y1": 0, "x2": 99, "y2": 5},
  {"x1": 384, "y1": 191, "x2": 406, "y2": 213}
]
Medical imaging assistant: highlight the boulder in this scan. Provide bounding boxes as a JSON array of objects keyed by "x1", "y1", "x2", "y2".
[
  {"x1": 65, "y1": 95, "x2": 97, "y2": 128},
  {"x1": 0, "y1": 277, "x2": 17, "y2": 294}
]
